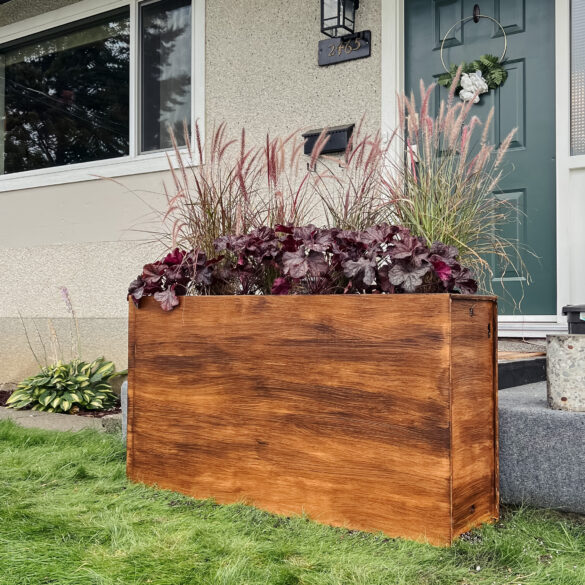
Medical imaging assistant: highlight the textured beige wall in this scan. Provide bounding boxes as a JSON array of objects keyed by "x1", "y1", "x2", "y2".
[
  {"x1": 0, "y1": 0, "x2": 83, "y2": 25},
  {"x1": 0, "y1": 318, "x2": 129, "y2": 386},
  {"x1": 0, "y1": 0, "x2": 383, "y2": 383},
  {"x1": 0, "y1": 172, "x2": 170, "y2": 382},
  {"x1": 206, "y1": 0, "x2": 381, "y2": 142}
]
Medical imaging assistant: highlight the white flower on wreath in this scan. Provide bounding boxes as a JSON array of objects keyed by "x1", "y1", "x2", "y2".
[{"x1": 459, "y1": 70, "x2": 489, "y2": 104}]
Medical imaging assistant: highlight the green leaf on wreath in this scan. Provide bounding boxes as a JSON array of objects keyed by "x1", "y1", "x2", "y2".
[{"x1": 437, "y1": 53, "x2": 508, "y2": 97}]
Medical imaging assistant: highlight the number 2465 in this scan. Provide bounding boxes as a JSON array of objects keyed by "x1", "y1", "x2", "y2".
[{"x1": 328, "y1": 38, "x2": 362, "y2": 57}]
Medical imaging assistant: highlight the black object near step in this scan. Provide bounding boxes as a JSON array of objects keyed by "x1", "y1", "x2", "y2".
[{"x1": 498, "y1": 358, "x2": 546, "y2": 390}]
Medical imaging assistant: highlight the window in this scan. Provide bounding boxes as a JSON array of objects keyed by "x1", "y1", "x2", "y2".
[
  {"x1": 571, "y1": 0, "x2": 585, "y2": 155},
  {"x1": 1, "y1": 11, "x2": 130, "y2": 174},
  {"x1": 141, "y1": 0, "x2": 192, "y2": 152},
  {"x1": 0, "y1": 0, "x2": 200, "y2": 182}
]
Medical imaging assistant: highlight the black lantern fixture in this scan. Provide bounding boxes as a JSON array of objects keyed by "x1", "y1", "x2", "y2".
[{"x1": 321, "y1": 0, "x2": 359, "y2": 38}]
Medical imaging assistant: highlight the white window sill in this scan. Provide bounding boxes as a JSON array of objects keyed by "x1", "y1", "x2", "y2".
[
  {"x1": 568, "y1": 155, "x2": 585, "y2": 170},
  {"x1": 0, "y1": 150, "x2": 196, "y2": 192}
]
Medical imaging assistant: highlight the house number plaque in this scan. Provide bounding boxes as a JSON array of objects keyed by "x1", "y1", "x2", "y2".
[{"x1": 318, "y1": 30, "x2": 371, "y2": 67}]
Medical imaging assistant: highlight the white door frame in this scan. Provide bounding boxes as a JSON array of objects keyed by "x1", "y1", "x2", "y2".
[{"x1": 382, "y1": 0, "x2": 570, "y2": 337}]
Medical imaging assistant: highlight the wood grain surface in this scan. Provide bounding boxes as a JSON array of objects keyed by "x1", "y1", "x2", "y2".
[
  {"x1": 127, "y1": 294, "x2": 498, "y2": 545},
  {"x1": 450, "y1": 298, "x2": 499, "y2": 539},
  {"x1": 498, "y1": 351, "x2": 545, "y2": 361}
]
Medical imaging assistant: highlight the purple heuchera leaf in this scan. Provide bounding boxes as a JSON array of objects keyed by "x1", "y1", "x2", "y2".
[
  {"x1": 280, "y1": 234, "x2": 299, "y2": 253},
  {"x1": 430, "y1": 259, "x2": 452, "y2": 282},
  {"x1": 290, "y1": 225, "x2": 332, "y2": 253},
  {"x1": 377, "y1": 264, "x2": 394, "y2": 293},
  {"x1": 164, "y1": 263, "x2": 190, "y2": 286},
  {"x1": 342, "y1": 256, "x2": 377, "y2": 286},
  {"x1": 271, "y1": 277, "x2": 291, "y2": 295},
  {"x1": 452, "y1": 266, "x2": 478, "y2": 294},
  {"x1": 430, "y1": 242, "x2": 459, "y2": 261},
  {"x1": 194, "y1": 264, "x2": 213, "y2": 286},
  {"x1": 335, "y1": 230, "x2": 362, "y2": 248},
  {"x1": 361, "y1": 224, "x2": 400, "y2": 245},
  {"x1": 128, "y1": 276, "x2": 145, "y2": 307},
  {"x1": 154, "y1": 285, "x2": 180, "y2": 311},
  {"x1": 303, "y1": 230, "x2": 334, "y2": 253},
  {"x1": 282, "y1": 248, "x2": 309, "y2": 279},
  {"x1": 214, "y1": 235, "x2": 233, "y2": 252},
  {"x1": 306, "y1": 251, "x2": 328, "y2": 276},
  {"x1": 388, "y1": 263, "x2": 430, "y2": 292},
  {"x1": 163, "y1": 248, "x2": 186, "y2": 265},
  {"x1": 391, "y1": 233, "x2": 429, "y2": 266},
  {"x1": 292, "y1": 225, "x2": 317, "y2": 241},
  {"x1": 142, "y1": 263, "x2": 166, "y2": 286},
  {"x1": 275, "y1": 224, "x2": 294, "y2": 234}
]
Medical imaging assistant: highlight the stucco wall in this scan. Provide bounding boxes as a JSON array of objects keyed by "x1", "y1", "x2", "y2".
[
  {"x1": 206, "y1": 0, "x2": 381, "y2": 142},
  {"x1": 0, "y1": 174, "x2": 168, "y2": 383},
  {"x1": 0, "y1": 0, "x2": 382, "y2": 383},
  {"x1": 0, "y1": 0, "x2": 83, "y2": 25}
]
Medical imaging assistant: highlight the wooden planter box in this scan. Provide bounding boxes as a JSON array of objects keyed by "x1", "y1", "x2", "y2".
[{"x1": 127, "y1": 294, "x2": 498, "y2": 545}]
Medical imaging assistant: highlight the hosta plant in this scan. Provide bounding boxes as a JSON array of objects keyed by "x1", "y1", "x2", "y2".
[{"x1": 6, "y1": 358, "x2": 120, "y2": 414}]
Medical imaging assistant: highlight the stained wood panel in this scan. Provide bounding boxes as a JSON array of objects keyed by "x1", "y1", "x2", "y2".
[
  {"x1": 450, "y1": 298, "x2": 499, "y2": 538},
  {"x1": 128, "y1": 294, "x2": 498, "y2": 545}
]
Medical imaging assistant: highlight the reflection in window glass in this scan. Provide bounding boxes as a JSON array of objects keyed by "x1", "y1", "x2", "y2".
[
  {"x1": 572, "y1": 0, "x2": 585, "y2": 155},
  {"x1": 0, "y1": 11, "x2": 130, "y2": 174},
  {"x1": 141, "y1": 0, "x2": 192, "y2": 152}
]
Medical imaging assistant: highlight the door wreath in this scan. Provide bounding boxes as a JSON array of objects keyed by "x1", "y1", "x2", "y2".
[{"x1": 437, "y1": 10, "x2": 508, "y2": 104}]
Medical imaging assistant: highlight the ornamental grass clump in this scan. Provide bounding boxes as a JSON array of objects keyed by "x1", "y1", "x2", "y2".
[
  {"x1": 382, "y1": 78, "x2": 520, "y2": 289},
  {"x1": 160, "y1": 123, "x2": 318, "y2": 258},
  {"x1": 161, "y1": 123, "x2": 261, "y2": 258},
  {"x1": 312, "y1": 121, "x2": 389, "y2": 231}
]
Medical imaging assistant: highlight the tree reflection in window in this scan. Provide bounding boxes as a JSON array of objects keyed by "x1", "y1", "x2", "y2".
[
  {"x1": 141, "y1": 0, "x2": 191, "y2": 152},
  {"x1": 1, "y1": 11, "x2": 130, "y2": 175}
]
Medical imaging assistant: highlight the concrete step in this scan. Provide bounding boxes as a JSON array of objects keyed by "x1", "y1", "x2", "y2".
[
  {"x1": 498, "y1": 357, "x2": 546, "y2": 389},
  {"x1": 499, "y1": 382, "x2": 585, "y2": 514}
]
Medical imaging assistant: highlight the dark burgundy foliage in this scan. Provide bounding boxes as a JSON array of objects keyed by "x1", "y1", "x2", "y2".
[
  {"x1": 271, "y1": 277, "x2": 291, "y2": 295},
  {"x1": 128, "y1": 225, "x2": 478, "y2": 311},
  {"x1": 154, "y1": 286, "x2": 180, "y2": 312}
]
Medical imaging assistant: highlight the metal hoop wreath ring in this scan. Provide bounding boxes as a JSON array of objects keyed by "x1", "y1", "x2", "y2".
[{"x1": 440, "y1": 15, "x2": 508, "y2": 73}]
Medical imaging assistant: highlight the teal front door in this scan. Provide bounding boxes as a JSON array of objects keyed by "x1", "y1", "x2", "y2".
[{"x1": 405, "y1": 0, "x2": 556, "y2": 315}]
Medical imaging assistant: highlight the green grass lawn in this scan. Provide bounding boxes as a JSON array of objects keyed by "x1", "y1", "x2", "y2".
[{"x1": 1, "y1": 420, "x2": 584, "y2": 585}]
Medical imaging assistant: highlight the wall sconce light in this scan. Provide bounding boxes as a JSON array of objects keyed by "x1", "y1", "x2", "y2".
[{"x1": 321, "y1": 0, "x2": 359, "y2": 38}]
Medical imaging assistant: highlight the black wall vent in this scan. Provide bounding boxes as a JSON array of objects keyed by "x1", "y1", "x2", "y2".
[{"x1": 302, "y1": 124, "x2": 354, "y2": 156}]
